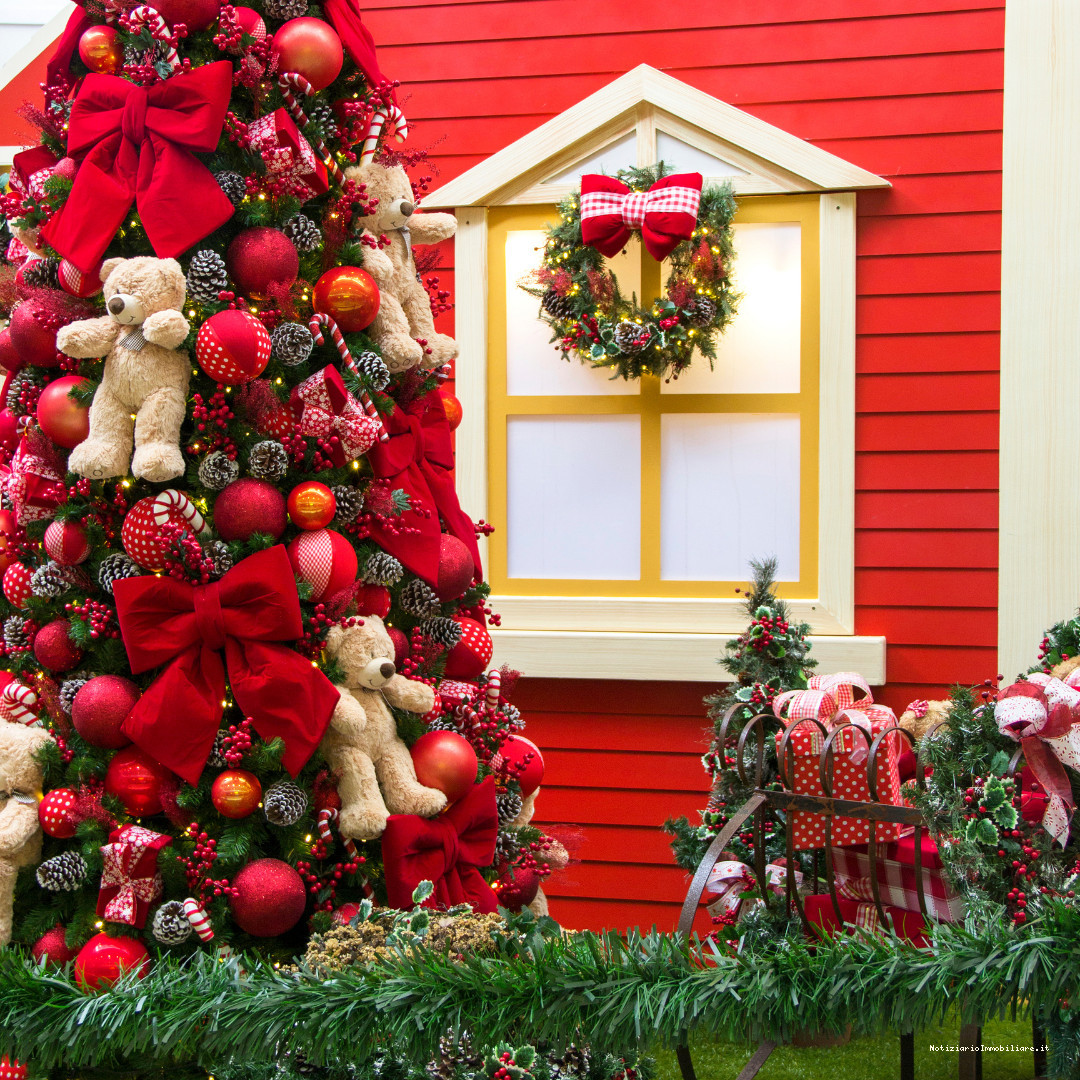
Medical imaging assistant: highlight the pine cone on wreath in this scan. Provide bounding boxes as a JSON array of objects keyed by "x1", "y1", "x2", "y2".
[
  {"x1": 248, "y1": 439, "x2": 290, "y2": 481},
  {"x1": 2, "y1": 615, "x2": 30, "y2": 652},
  {"x1": 354, "y1": 351, "x2": 390, "y2": 391},
  {"x1": 400, "y1": 578, "x2": 441, "y2": 619},
  {"x1": 496, "y1": 790, "x2": 523, "y2": 826},
  {"x1": 98, "y1": 552, "x2": 142, "y2": 595},
  {"x1": 198, "y1": 450, "x2": 240, "y2": 491},
  {"x1": 264, "y1": 780, "x2": 309, "y2": 826},
  {"x1": 687, "y1": 296, "x2": 717, "y2": 327},
  {"x1": 362, "y1": 551, "x2": 402, "y2": 586},
  {"x1": 283, "y1": 214, "x2": 322, "y2": 253},
  {"x1": 214, "y1": 170, "x2": 247, "y2": 208},
  {"x1": 613, "y1": 320, "x2": 650, "y2": 354},
  {"x1": 187, "y1": 250, "x2": 229, "y2": 304},
  {"x1": 21, "y1": 258, "x2": 60, "y2": 290},
  {"x1": 59, "y1": 674, "x2": 91, "y2": 715},
  {"x1": 419, "y1": 617, "x2": 462, "y2": 649},
  {"x1": 427, "y1": 1034, "x2": 482, "y2": 1080},
  {"x1": 205, "y1": 539, "x2": 234, "y2": 579},
  {"x1": 541, "y1": 289, "x2": 576, "y2": 320},
  {"x1": 270, "y1": 322, "x2": 314, "y2": 367},
  {"x1": 332, "y1": 485, "x2": 365, "y2": 524},
  {"x1": 31, "y1": 561, "x2": 71, "y2": 599},
  {"x1": 152, "y1": 900, "x2": 193, "y2": 945},
  {"x1": 36, "y1": 851, "x2": 87, "y2": 891},
  {"x1": 262, "y1": 0, "x2": 308, "y2": 19},
  {"x1": 549, "y1": 1046, "x2": 592, "y2": 1080},
  {"x1": 492, "y1": 830, "x2": 519, "y2": 867}
]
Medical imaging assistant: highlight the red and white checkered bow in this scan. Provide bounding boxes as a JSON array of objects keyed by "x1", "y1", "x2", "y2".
[
  {"x1": 579, "y1": 172, "x2": 703, "y2": 261},
  {"x1": 291, "y1": 365, "x2": 381, "y2": 465},
  {"x1": 98, "y1": 825, "x2": 170, "y2": 926}
]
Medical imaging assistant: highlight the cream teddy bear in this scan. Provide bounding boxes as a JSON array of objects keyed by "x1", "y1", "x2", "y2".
[
  {"x1": 0, "y1": 723, "x2": 52, "y2": 946},
  {"x1": 320, "y1": 615, "x2": 448, "y2": 839},
  {"x1": 345, "y1": 162, "x2": 458, "y2": 372},
  {"x1": 898, "y1": 698, "x2": 952, "y2": 741},
  {"x1": 57, "y1": 256, "x2": 190, "y2": 483}
]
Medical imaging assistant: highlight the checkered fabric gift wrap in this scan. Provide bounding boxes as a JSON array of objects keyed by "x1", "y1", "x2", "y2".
[
  {"x1": 773, "y1": 672, "x2": 904, "y2": 850},
  {"x1": 803, "y1": 894, "x2": 931, "y2": 947}
]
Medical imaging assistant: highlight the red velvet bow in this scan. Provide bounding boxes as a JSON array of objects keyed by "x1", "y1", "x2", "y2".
[
  {"x1": 290, "y1": 365, "x2": 380, "y2": 466},
  {"x1": 321, "y1": 0, "x2": 395, "y2": 101},
  {"x1": 40, "y1": 62, "x2": 236, "y2": 274},
  {"x1": 115, "y1": 546, "x2": 340, "y2": 785},
  {"x1": 365, "y1": 389, "x2": 481, "y2": 586},
  {"x1": 580, "y1": 172, "x2": 703, "y2": 261},
  {"x1": 381, "y1": 777, "x2": 499, "y2": 912}
]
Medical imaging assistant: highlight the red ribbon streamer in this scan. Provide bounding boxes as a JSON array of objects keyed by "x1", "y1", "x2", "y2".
[
  {"x1": 381, "y1": 777, "x2": 499, "y2": 912},
  {"x1": 115, "y1": 546, "x2": 339, "y2": 785},
  {"x1": 40, "y1": 62, "x2": 236, "y2": 274}
]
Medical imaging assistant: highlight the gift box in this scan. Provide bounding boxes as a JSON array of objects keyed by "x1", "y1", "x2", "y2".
[
  {"x1": 804, "y1": 894, "x2": 930, "y2": 947},
  {"x1": 773, "y1": 672, "x2": 903, "y2": 850},
  {"x1": 96, "y1": 824, "x2": 171, "y2": 928}
]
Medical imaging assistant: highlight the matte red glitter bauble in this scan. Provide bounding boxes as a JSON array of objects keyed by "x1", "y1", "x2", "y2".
[
  {"x1": 37, "y1": 376, "x2": 92, "y2": 449},
  {"x1": 71, "y1": 675, "x2": 138, "y2": 750},
  {"x1": 230, "y1": 858, "x2": 307, "y2": 936},
  {"x1": 0, "y1": 410, "x2": 21, "y2": 455},
  {"x1": 214, "y1": 478, "x2": 287, "y2": 541},
  {"x1": 312, "y1": 266, "x2": 379, "y2": 333},
  {"x1": 211, "y1": 769, "x2": 262, "y2": 818},
  {"x1": 153, "y1": 0, "x2": 222, "y2": 31},
  {"x1": 287, "y1": 480, "x2": 336, "y2": 530},
  {"x1": 77, "y1": 25, "x2": 122, "y2": 75},
  {"x1": 410, "y1": 731, "x2": 478, "y2": 804},
  {"x1": 0, "y1": 329, "x2": 22, "y2": 372},
  {"x1": 442, "y1": 617, "x2": 493, "y2": 681},
  {"x1": 287, "y1": 528, "x2": 357, "y2": 602},
  {"x1": 495, "y1": 865, "x2": 540, "y2": 912},
  {"x1": 272, "y1": 18, "x2": 343, "y2": 91},
  {"x1": 435, "y1": 534, "x2": 473, "y2": 602},
  {"x1": 9, "y1": 300, "x2": 59, "y2": 367},
  {"x1": 196, "y1": 308, "x2": 272, "y2": 383},
  {"x1": 356, "y1": 583, "x2": 391, "y2": 619},
  {"x1": 39, "y1": 787, "x2": 79, "y2": 838},
  {"x1": 74, "y1": 933, "x2": 150, "y2": 992},
  {"x1": 226, "y1": 227, "x2": 299, "y2": 298},
  {"x1": 104, "y1": 746, "x2": 172, "y2": 817},
  {"x1": 31, "y1": 925, "x2": 78, "y2": 967},
  {"x1": 2, "y1": 562, "x2": 31, "y2": 608},
  {"x1": 33, "y1": 619, "x2": 83, "y2": 672},
  {"x1": 491, "y1": 734, "x2": 545, "y2": 797}
]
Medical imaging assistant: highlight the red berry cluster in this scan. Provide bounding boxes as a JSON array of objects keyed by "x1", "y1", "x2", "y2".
[
  {"x1": 561, "y1": 312, "x2": 601, "y2": 352},
  {"x1": 189, "y1": 388, "x2": 237, "y2": 458},
  {"x1": 743, "y1": 610, "x2": 790, "y2": 654},
  {"x1": 310, "y1": 434, "x2": 343, "y2": 472},
  {"x1": 424, "y1": 275, "x2": 452, "y2": 317},
  {"x1": 977, "y1": 674, "x2": 1004, "y2": 702},
  {"x1": 299, "y1": 603, "x2": 334, "y2": 657},
  {"x1": 179, "y1": 823, "x2": 236, "y2": 900},
  {"x1": 221, "y1": 718, "x2": 254, "y2": 767},
  {"x1": 64, "y1": 598, "x2": 119, "y2": 640},
  {"x1": 295, "y1": 853, "x2": 366, "y2": 911},
  {"x1": 158, "y1": 522, "x2": 217, "y2": 585}
]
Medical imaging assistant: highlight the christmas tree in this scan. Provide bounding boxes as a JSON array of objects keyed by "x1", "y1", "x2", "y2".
[{"x1": 0, "y1": 0, "x2": 561, "y2": 974}]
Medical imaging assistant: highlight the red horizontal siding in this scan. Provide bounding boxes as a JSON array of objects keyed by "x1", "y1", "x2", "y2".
[
  {"x1": 856, "y1": 450, "x2": 997, "y2": 488},
  {"x1": 855, "y1": 491, "x2": 997, "y2": 528},
  {"x1": 857, "y1": 331, "x2": 1000, "y2": 371},
  {"x1": 856, "y1": 567, "x2": 998, "y2": 606}
]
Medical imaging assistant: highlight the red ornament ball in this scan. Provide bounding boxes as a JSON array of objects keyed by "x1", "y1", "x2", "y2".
[
  {"x1": 0, "y1": 410, "x2": 20, "y2": 455},
  {"x1": 287, "y1": 480, "x2": 336, "y2": 530},
  {"x1": 71, "y1": 675, "x2": 138, "y2": 750},
  {"x1": 31, "y1": 924, "x2": 78, "y2": 968},
  {"x1": 234, "y1": 6, "x2": 266, "y2": 42},
  {"x1": 77, "y1": 25, "x2": 122, "y2": 75},
  {"x1": 287, "y1": 528, "x2": 357, "y2": 602},
  {"x1": 410, "y1": 731, "x2": 478, "y2": 804},
  {"x1": 226, "y1": 227, "x2": 299, "y2": 298},
  {"x1": 2, "y1": 562, "x2": 32, "y2": 608},
  {"x1": 0, "y1": 510, "x2": 16, "y2": 576},
  {"x1": 312, "y1": 266, "x2": 379, "y2": 333},
  {"x1": 440, "y1": 390, "x2": 462, "y2": 431},
  {"x1": 196, "y1": 308, "x2": 272, "y2": 383},
  {"x1": 443, "y1": 617, "x2": 493, "y2": 680},
  {"x1": 58, "y1": 260, "x2": 103, "y2": 298},
  {"x1": 39, "y1": 788, "x2": 79, "y2": 838},
  {"x1": 211, "y1": 769, "x2": 263, "y2": 818},
  {"x1": 33, "y1": 618, "x2": 83, "y2": 673},
  {"x1": 0, "y1": 1056, "x2": 27, "y2": 1080},
  {"x1": 386, "y1": 624, "x2": 409, "y2": 666},
  {"x1": 44, "y1": 518, "x2": 91, "y2": 565},
  {"x1": 357, "y1": 583, "x2": 392, "y2": 620},
  {"x1": 0, "y1": 329, "x2": 22, "y2": 373},
  {"x1": 153, "y1": 0, "x2": 222, "y2": 31},
  {"x1": 272, "y1": 17, "x2": 343, "y2": 91},
  {"x1": 495, "y1": 865, "x2": 540, "y2": 912},
  {"x1": 9, "y1": 299, "x2": 60, "y2": 367},
  {"x1": 491, "y1": 734, "x2": 545, "y2": 797},
  {"x1": 74, "y1": 933, "x2": 150, "y2": 992},
  {"x1": 230, "y1": 858, "x2": 307, "y2": 936},
  {"x1": 214, "y1": 478, "x2": 287, "y2": 541},
  {"x1": 105, "y1": 746, "x2": 172, "y2": 817},
  {"x1": 36, "y1": 375, "x2": 92, "y2": 449},
  {"x1": 435, "y1": 534, "x2": 474, "y2": 602},
  {"x1": 121, "y1": 490, "x2": 208, "y2": 571}
]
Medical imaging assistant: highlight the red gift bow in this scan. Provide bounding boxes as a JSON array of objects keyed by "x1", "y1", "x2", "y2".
[
  {"x1": 365, "y1": 389, "x2": 481, "y2": 586},
  {"x1": 580, "y1": 172, "x2": 703, "y2": 261},
  {"x1": 381, "y1": 776, "x2": 499, "y2": 912},
  {"x1": 706, "y1": 858, "x2": 801, "y2": 917},
  {"x1": 246, "y1": 108, "x2": 329, "y2": 201},
  {"x1": 0, "y1": 433, "x2": 67, "y2": 525},
  {"x1": 321, "y1": 0, "x2": 395, "y2": 102},
  {"x1": 39, "y1": 62, "x2": 235, "y2": 274},
  {"x1": 96, "y1": 824, "x2": 171, "y2": 927},
  {"x1": 290, "y1": 365, "x2": 380, "y2": 466},
  {"x1": 115, "y1": 545, "x2": 340, "y2": 785}
]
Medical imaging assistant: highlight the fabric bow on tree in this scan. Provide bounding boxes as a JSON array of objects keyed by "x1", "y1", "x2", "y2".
[
  {"x1": 40, "y1": 62, "x2": 235, "y2": 274},
  {"x1": 580, "y1": 172, "x2": 703, "y2": 261},
  {"x1": 96, "y1": 824, "x2": 171, "y2": 928},
  {"x1": 0, "y1": 432, "x2": 67, "y2": 525},
  {"x1": 381, "y1": 776, "x2": 499, "y2": 912},
  {"x1": 290, "y1": 365, "x2": 381, "y2": 466},
  {"x1": 706, "y1": 858, "x2": 801, "y2": 918},
  {"x1": 114, "y1": 545, "x2": 340, "y2": 785}
]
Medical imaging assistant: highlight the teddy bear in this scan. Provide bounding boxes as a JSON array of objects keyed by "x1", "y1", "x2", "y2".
[
  {"x1": 0, "y1": 723, "x2": 52, "y2": 946},
  {"x1": 320, "y1": 615, "x2": 448, "y2": 839},
  {"x1": 57, "y1": 256, "x2": 190, "y2": 483},
  {"x1": 898, "y1": 698, "x2": 953, "y2": 741},
  {"x1": 344, "y1": 162, "x2": 459, "y2": 372}
]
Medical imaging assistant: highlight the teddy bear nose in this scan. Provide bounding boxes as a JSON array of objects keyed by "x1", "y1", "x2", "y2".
[
  {"x1": 398, "y1": 200, "x2": 414, "y2": 218},
  {"x1": 380, "y1": 661, "x2": 395, "y2": 680},
  {"x1": 107, "y1": 296, "x2": 126, "y2": 316}
]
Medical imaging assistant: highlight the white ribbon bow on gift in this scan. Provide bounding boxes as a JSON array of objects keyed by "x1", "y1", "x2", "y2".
[
  {"x1": 705, "y1": 859, "x2": 802, "y2": 916},
  {"x1": 99, "y1": 825, "x2": 167, "y2": 925}
]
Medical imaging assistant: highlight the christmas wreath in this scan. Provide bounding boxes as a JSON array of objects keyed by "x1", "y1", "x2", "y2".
[{"x1": 522, "y1": 164, "x2": 739, "y2": 382}]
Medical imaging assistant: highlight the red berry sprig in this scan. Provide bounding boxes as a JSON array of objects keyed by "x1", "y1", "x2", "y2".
[
  {"x1": 221, "y1": 717, "x2": 254, "y2": 767},
  {"x1": 64, "y1": 598, "x2": 120, "y2": 640}
]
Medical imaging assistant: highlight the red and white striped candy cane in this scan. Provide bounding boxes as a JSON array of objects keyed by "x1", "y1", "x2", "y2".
[
  {"x1": 0, "y1": 681, "x2": 37, "y2": 725},
  {"x1": 317, "y1": 806, "x2": 359, "y2": 857},
  {"x1": 485, "y1": 670, "x2": 501, "y2": 711},
  {"x1": 153, "y1": 489, "x2": 207, "y2": 535},
  {"x1": 434, "y1": 364, "x2": 453, "y2": 384},
  {"x1": 124, "y1": 6, "x2": 180, "y2": 73},
  {"x1": 183, "y1": 898, "x2": 214, "y2": 942},
  {"x1": 277, "y1": 73, "x2": 346, "y2": 187},
  {"x1": 309, "y1": 314, "x2": 389, "y2": 443},
  {"x1": 358, "y1": 104, "x2": 409, "y2": 166}
]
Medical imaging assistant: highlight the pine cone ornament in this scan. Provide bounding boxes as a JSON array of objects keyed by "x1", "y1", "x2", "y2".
[
  {"x1": 6, "y1": 370, "x2": 43, "y2": 415},
  {"x1": 492, "y1": 830, "x2": 519, "y2": 866},
  {"x1": 331, "y1": 485, "x2": 365, "y2": 524},
  {"x1": 264, "y1": 780, "x2": 308, "y2": 826},
  {"x1": 36, "y1": 851, "x2": 87, "y2": 891},
  {"x1": 2, "y1": 615, "x2": 29, "y2": 652},
  {"x1": 613, "y1": 320, "x2": 650, "y2": 354},
  {"x1": 59, "y1": 675, "x2": 91, "y2": 715},
  {"x1": 205, "y1": 539, "x2": 234, "y2": 579},
  {"x1": 198, "y1": 450, "x2": 240, "y2": 491},
  {"x1": 270, "y1": 321, "x2": 314, "y2": 367},
  {"x1": 549, "y1": 1046, "x2": 591, "y2": 1080},
  {"x1": 262, "y1": 0, "x2": 308, "y2": 19},
  {"x1": 542, "y1": 289, "x2": 576, "y2": 320},
  {"x1": 496, "y1": 790, "x2": 523, "y2": 826},
  {"x1": 420, "y1": 617, "x2": 462, "y2": 649},
  {"x1": 248, "y1": 439, "x2": 289, "y2": 481},
  {"x1": 187, "y1": 250, "x2": 229, "y2": 304},
  {"x1": 427, "y1": 1034, "x2": 481, "y2": 1080},
  {"x1": 354, "y1": 351, "x2": 390, "y2": 391},
  {"x1": 362, "y1": 551, "x2": 401, "y2": 586},
  {"x1": 283, "y1": 213, "x2": 322, "y2": 253},
  {"x1": 214, "y1": 170, "x2": 247, "y2": 208},
  {"x1": 400, "y1": 578, "x2": 441, "y2": 618},
  {"x1": 307, "y1": 100, "x2": 338, "y2": 139},
  {"x1": 98, "y1": 552, "x2": 142, "y2": 595},
  {"x1": 31, "y1": 561, "x2": 71, "y2": 599},
  {"x1": 687, "y1": 296, "x2": 717, "y2": 326},
  {"x1": 21, "y1": 258, "x2": 60, "y2": 290},
  {"x1": 208, "y1": 729, "x2": 228, "y2": 768},
  {"x1": 152, "y1": 900, "x2": 193, "y2": 945}
]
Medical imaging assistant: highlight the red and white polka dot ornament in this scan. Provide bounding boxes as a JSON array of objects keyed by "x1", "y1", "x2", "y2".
[
  {"x1": 287, "y1": 528, "x2": 357, "y2": 602},
  {"x1": 39, "y1": 787, "x2": 79, "y2": 838},
  {"x1": 58, "y1": 259, "x2": 103, "y2": 298},
  {"x1": 2, "y1": 561, "x2": 32, "y2": 608},
  {"x1": 195, "y1": 309, "x2": 272, "y2": 384},
  {"x1": 443, "y1": 616, "x2": 493, "y2": 680},
  {"x1": 0, "y1": 1055, "x2": 27, "y2": 1080},
  {"x1": 44, "y1": 519, "x2": 90, "y2": 565},
  {"x1": 122, "y1": 489, "x2": 207, "y2": 571}
]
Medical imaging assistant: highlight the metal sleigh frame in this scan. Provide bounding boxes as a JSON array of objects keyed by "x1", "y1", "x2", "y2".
[{"x1": 672, "y1": 706, "x2": 1048, "y2": 1080}]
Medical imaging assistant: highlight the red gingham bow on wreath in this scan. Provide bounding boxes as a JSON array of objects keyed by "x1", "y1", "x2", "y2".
[
  {"x1": 579, "y1": 172, "x2": 703, "y2": 261},
  {"x1": 289, "y1": 365, "x2": 381, "y2": 466},
  {"x1": 96, "y1": 824, "x2": 172, "y2": 928}
]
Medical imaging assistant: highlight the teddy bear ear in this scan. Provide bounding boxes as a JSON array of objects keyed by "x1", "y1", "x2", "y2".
[{"x1": 100, "y1": 257, "x2": 126, "y2": 282}]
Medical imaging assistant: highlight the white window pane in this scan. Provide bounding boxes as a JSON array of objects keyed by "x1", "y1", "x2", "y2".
[
  {"x1": 543, "y1": 132, "x2": 638, "y2": 185},
  {"x1": 507, "y1": 416, "x2": 640, "y2": 579},
  {"x1": 661, "y1": 414, "x2": 800, "y2": 581},
  {"x1": 655, "y1": 132, "x2": 749, "y2": 179},
  {"x1": 505, "y1": 230, "x2": 637, "y2": 396},
  {"x1": 662, "y1": 221, "x2": 801, "y2": 396}
]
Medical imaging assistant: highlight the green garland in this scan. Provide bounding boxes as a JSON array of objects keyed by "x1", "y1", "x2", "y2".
[{"x1": 522, "y1": 164, "x2": 739, "y2": 381}]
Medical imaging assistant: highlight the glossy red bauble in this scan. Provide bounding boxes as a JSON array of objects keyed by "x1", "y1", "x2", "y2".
[
  {"x1": 39, "y1": 787, "x2": 79, "y2": 838},
  {"x1": 442, "y1": 617, "x2": 493, "y2": 681},
  {"x1": 44, "y1": 518, "x2": 91, "y2": 565},
  {"x1": 71, "y1": 675, "x2": 138, "y2": 750},
  {"x1": 2, "y1": 562, "x2": 32, "y2": 608},
  {"x1": 0, "y1": 329, "x2": 22, "y2": 373},
  {"x1": 495, "y1": 865, "x2": 540, "y2": 912},
  {"x1": 0, "y1": 411, "x2": 21, "y2": 456},
  {"x1": 36, "y1": 375, "x2": 92, "y2": 449},
  {"x1": 153, "y1": 0, "x2": 222, "y2": 31},
  {"x1": 74, "y1": 933, "x2": 151, "y2": 992},
  {"x1": 78, "y1": 25, "x2": 122, "y2": 75},
  {"x1": 211, "y1": 769, "x2": 262, "y2": 819},
  {"x1": 287, "y1": 480, "x2": 336, "y2": 530},
  {"x1": 104, "y1": 746, "x2": 172, "y2": 817},
  {"x1": 435, "y1": 534, "x2": 473, "y2": 602},
  {"x1": 214, "y1": 478, "x2": 287, "y2": 541},
  {"x1": 272, "y1": 18, "x2": 343, "y2": 91},
  {"x1": 410, "y1": 731, "x2": 478, "y2": 804},
  {"x1": 226, "y1": 227, "x2": 299, "y2": 298},
  {"x1": 31, "y1": 925, "x2": 78, "y2": 967},
  {"x1": 9, "y1": 300, "x2": 60, "y2": 367},
  {"x1": 287, "y1": 528, "x2": 358, "y2": 602},
  {"x1": 312, "y1": 266, "x2": 379, "y2": 333},
  {"x1": 196, "y1": 308, "x2": 272, "y2": 383},
  {"x1": 33, "y1": 619, "x2": 84, "y2": 673},
  {"x1": 230, "y1": 858, "x2": 307, "y2": 936},
  {"x1": 439, "y1": 390, "x2": 462, "y2": 431},
  {"x1": 492, "y1": 734, "x2": 545, "y2": 797}
]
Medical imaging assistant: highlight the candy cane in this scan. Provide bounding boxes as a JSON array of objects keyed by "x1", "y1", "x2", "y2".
[
  {"x1": 485, "y1": 669, "x2": 501, "y2": 711},
  {"x1": 434, "y1": 364, "x2": 453, "y2": 384},
  {"x1": 0, "y1": 682, "x2": 38, "y2": 725},
  {"x1": 317, "y1": 806, "x2": 358, "y2": 858},
  {"x1": 125, "y1": 6, "x2": 180, "y2": 73},
  {"x1": 152, "y1": 489, "x2": 207, "y2": 535},
  {"x1": 183, "y1": 898, "x2": 214, "y2": 942},
  {"x1": 277, "y1": 74, "x2": 347, "y2": 187},
  {"x1": 309, "y1": 314, "x2": 389, "y2": 443},
  {"x1": 359, "y1": 104, "x2": 409, "y2": 166}
]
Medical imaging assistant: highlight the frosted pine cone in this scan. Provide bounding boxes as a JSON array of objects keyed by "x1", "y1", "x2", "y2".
[
  {"x1": 262, "y1": 0, "x2": 308, "y2": 19},
  {"x1": 3, "y1": 615, "x2": 30, "y2": 653},
  {"x1": 208, "y1": 729, "x2": 228, "y2": 768},
  {"x1": 31, "y1": 561, "x2": 71, "y2": 599},
  {"x1": 687, "y1": 296, "x2": 717, "y2": 326},
  {"x1": 214, "y1": 171, "x2": 247, "y2": 208},
  {"x1": 187, "y1": 250, "x2": 229, "y2": 304},
  {"x1": 248, "y1": 440, "x2": 289, "y2": 481},
  {"x1": 264, "y1": 780, "x2": 309, "y2": 826},
  {"x1": 59, "y1": 674, "x2": 91, "y2": 715},
  {"x1": 542, "y1": 289, "x2": 575, "y2": 319},
  {"x1": 307, "y1": 100, "x2": 337, "y2": 139},
  {"x1": 37, "y1": 851, "x2": 87, "y2": 891},
  {"x1": 152, "y1": 900, "x2": 193, "y2": 945},
  {"x1": 270, "y1": 322, "x2": 314, "y2": 367},
  {"x1": 496, "y1": 790, "x2": 523, "y2": 826},
  {"x1": 332, "y1": 485, "x2": 365, "y2": 524},
  {"x1": 283, "y1": 214, "x2": 322, "y2": 253},
  {"x1": 198, "y1": 450, "x2": 239, "y2": 491},
  {"x1": 98, "y1": 552, "x2": 142, "y2": 595},
  {"x1": 205, "y1": 540, "x2": 234, "y2": 579},
  {"x1": 420, "y1": 617, "x2": 462, "y2": 649},
  {"x1": 613, "y1": 320, "x2": 650, "y2": 354},
  {"x1": 492, "y1": 830, "x2": 519, "y2": 866},
  {"x1": 362, "y1": 551, "x2": 402, "y2": 586},
  {"x1": 354, "y1": 351, "x2": 390, "y2": 392},
  {"x1": 400, "y1": 578, "x2": 441, "y2": 618}
]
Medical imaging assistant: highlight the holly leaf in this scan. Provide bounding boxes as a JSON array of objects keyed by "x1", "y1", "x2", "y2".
[
  {"x1": 411, "y1": 879, "x2": 434, "y2": 904},
  {"x1": 989, "y1": 750, "x2": 1012, "y2": 777},
  {"x1": 994, "y1": 803, "x2": 1019, "y2": 830},
  {"x1": 590, "y1": 344, "x2": 606, "y2": 359},
  {"x1": 982, "y1": 776, "x2": 1008, "y2": 811},
  {"x1": 965, "y1": 816, "x2": 999, "y2": 846}
]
